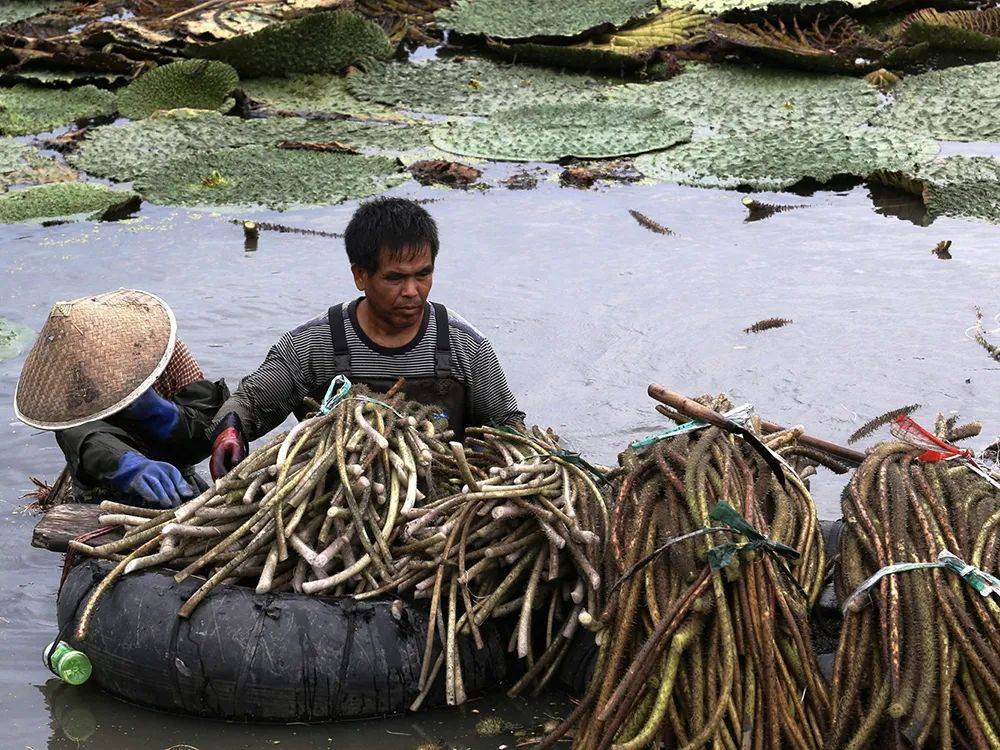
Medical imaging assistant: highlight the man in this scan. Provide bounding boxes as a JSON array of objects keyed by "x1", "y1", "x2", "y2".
[
  {"x1": 15, "y1": 289, "x2": 229, "y2": 508},
  {"x1": 210, "y1": 197, "x2": 524, "y2": 479}
]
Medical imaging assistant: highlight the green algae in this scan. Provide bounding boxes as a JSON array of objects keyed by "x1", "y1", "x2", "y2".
[
  {"x1": 190, "y1": 10, "x2": 393, "y2": 78},
  {"x1": 116, "y1": 59, "x2": 240, "y2": 120},
  {"x1": 69, "y1": 109, "x2": 429, "y2": 182},
  {"x1": 0, "y1": 84, "x2": 117, "y2": 136},
  {"x1": 132, "y1": 145, "x2": 406, "y2": 209},
  {"x1": 436, "y1": 0, "x2": 659, "y2": 40},
  {"x1": 634, "y1": 126, "x2": 938, "y2": 190},
  {"x1": 0, "y1": 318, "x2": 33, "y2": 362},
  {"x1": 0, "y1": 138, "x2": 76, "y2": 188},
  {"x1": 241, "y1": 74, "x2": 415, "y2": 121},
  {"x1": 432, "y1": 101, "x2": 690, "y2": 161},
  {"x1": 347, "y1": 58, "x2": 616, "y2": 116},
  {"x1": 0, "y1": 182, "x2": 140, "y2": 223},
  {"x1": 873, "y1": 62, "x2": 1000, "y2": 142}
]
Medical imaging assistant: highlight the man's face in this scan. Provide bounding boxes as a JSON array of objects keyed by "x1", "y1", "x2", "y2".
[{"x1": 352, "y1": 243, "x2": 434, "y2": 330}]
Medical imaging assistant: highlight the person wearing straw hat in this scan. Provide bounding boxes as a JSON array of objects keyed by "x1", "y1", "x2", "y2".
[{"x1": 15, "y1": 289, "x2": 230, "y2": 508}]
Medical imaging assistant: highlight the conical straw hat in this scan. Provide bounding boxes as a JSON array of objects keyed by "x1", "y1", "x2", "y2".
[{"x1": 15, "y1": 289, "x2": 176, "y2": 430}]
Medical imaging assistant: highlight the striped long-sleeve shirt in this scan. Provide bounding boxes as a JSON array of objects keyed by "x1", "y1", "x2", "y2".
[{"x1": 215, "y1": 299, "x2": 525, "y2": 440}]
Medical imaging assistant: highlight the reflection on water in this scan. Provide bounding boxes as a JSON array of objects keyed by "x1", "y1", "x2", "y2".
[{"x1": 2, "y1": 176, "x2": 998, "y2": 748}]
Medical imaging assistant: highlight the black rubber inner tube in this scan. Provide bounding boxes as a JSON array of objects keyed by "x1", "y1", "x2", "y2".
[{"x1": 58, "y1": 559, "x2": 510, "y2": 722}]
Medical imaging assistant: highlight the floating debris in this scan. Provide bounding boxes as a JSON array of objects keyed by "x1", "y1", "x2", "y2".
[
  {"x1": 830, "y1": 428, "x2": 1000, "y2": 749},
  {"x1": 189, "y1": 10, "x2": 393, "y2": 78},
  {"x1": 628, "y1": 208, "x2": 672, "y2": 235},
  {"x1": 973, "y1": 308, "x2": 1000, "y2": 363},
  {"x1": 227, "y1": 219, "x2": 342, "y2": 239},
  {"x1": 660, "y1": 0, "x2": 881, "y2": 15},
  {"x1": 560, "y1": 166, "x2": 598, "y2": 189},
  {"x1": 435, "y1": 0, "x2": 659, "y2": 41},
  {"x1": 743, "y1": 317, "x2": 792, "y2": 334},
  {"x1": 931, "y1": 239, "x2": 952, "y2": 259},
  {"x1": 500, "y1": 169, "x2": 540, "y2": 190},
  {"x1": 847, "y1": 403, "x2": 921, "y2": 444},
  {"x1": 741, "y1": 195, "x2": 806, "y2": 221},
  {"x1": 432, "y1": 102, "x2": 691, "y2": 162},
  {"x1": 864, "y1": 67, "x2": 900, "y2": 91},
  {"x1": 475, "y1": 716, "x2": 514, "y2": 737},
  {"x1": 354, "y1": 0, "x2": 450, "y2": 45},
  {"x1": 116, "y1": 59, "x2": 239, "y2": 120},
  {"x1": 408, "y1": 159, "x2": 482, "y2": 188},
  {"x1": 0, "y1": 84, "x2": 115, "y2": 136},
  {"x1": 901, "y1": 7, "x2": 1000, "y2": 53},
  {"x1": 635, "y1": 125, "x2": 938, "y2": 190},
  {"x1": 0, "y1": 182, "x2": 140, "y2": 224}
]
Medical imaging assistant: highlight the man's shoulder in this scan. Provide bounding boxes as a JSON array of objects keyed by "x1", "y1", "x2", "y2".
[
  {"x1": 439, "y1": 305, "x2": 486, "y2": 346},
  {"x1": 287, "y1": 307, "x2": 341, "y2": 338}
]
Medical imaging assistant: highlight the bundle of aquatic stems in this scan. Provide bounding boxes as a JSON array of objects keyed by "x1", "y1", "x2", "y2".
[
  {"x1": 398, "y1": 424, "x2": 610, "y2": 709},
  {"x1": 543, "y1": 400, "x2": 830, "y2": 750},
  {"x1": 829, "y1": 419, "x2": 1000, "y2": 749},
  {"x1": 69, "y1": 385, "x2": 465, "y2": 637}
]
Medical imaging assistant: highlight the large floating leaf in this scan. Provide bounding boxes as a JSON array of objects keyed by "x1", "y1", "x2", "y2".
[
  {"x1": 0, "y1": 182, "x2": 139, "y2": 223},
  {"x1": 347, "y1": 58, "x2": 615, "y2": 116},
  {"x1": 0, "y1": 84, "x2": 116, "y2": 136},
  {"x1": 606, "y1": 63, "x2": 880, "y2": 133},
  {"x1": 436, "y1": 0, "x2": 659, "y2": 40},
  {"x1": 873, "y1": 61, "x2": 1000, "y2": 142},
  {"x1": 189, "y1": 10, "x2": 393, "y2": 78},
  {"x1": 586, "y1": 9, "x2": 710, "y2": 49},
  {"x1": 432, "y1": 101, "x2": 691, "y2": 161},
  {"x1": 660, "y1": 0, "x2": 881, "y2": 14},
  {"x1": 116, "y1": 59, "x2": 239, "y2": 119},
  {"x1": 634, "y1": 126, "x2": 938, "y2": 190},
  {"x1": 0, "y1": 137, "x2": 76, "y2": 188},
  {"x1": 69, "y1": 109, "x2": 429, "y2": 182},
  {"x1": 242, "y1": 74, "x2": 415, "y2": 121},
  {"x1": 0, "y1": 317, "x2": 32, "y2": 362},
  {"x1": 873, "y1": 156, "x2": 1000, "y2": 225},
  {"x1": 133, "y1": 145, "x2": 406, "y2": 209},
  {"x1": 901, "y1": 7, "x2": 1000, "y2": 52},
  {"x1": 0, "y1": 1, "x2": 67, "y2": 27}
]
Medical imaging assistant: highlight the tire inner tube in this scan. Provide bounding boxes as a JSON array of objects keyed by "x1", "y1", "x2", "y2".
[{"x1": 58, "y1": 559, "x2": 509, "y2": 722}]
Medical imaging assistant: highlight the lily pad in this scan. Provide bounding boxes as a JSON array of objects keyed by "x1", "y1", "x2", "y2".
[
  {"x1": 132, "y1": 145, "x2": 406, "y2": 209},
  {"x1": 873, "y1": 62, "x2": 1000, "y2": 142},
  {"x1": 634, "y1": 126, "x2": 938, "y2": 190},
  {"x1": 432, "y1": 102, "x2": 691, "y2": 161},
  {"x1": 0, "y1": 1, "x2": 67, "y2": 27},
  {"x1": 0, "y1": 84, "x2": 117, "y2": 136},
  {"x1": 347, "y1": 58, "x2": 616, "y2": 116},
  {"x1": 242, "y1": 74, "x2": 415, "y2": 121},
  {"x1": 0, "y1": 318, "x2": 33, "y2": 362},
  {"x1": 874, "y1": 156, "x2": 1000, "y2": 225},
  {"x1": 901, "y1": 8, "x2": 1000, "y2": 52},
  {"x1": 116, "y1": 59, "x2": 240, "y2": 119},
  {"x1": 0, "y1": 138, "x2": 76, "y2": 188},
  {"x1": 436, "y1": 0, "x2": 659, "y2": 40},
  {"x1": 189, "y1": 10, "x2": 393, "y2": 78},
  {"x1": 606, "y1": 63, "x2": 881, "y2": 133},
  {"x1": 584, "y1": 9, "x2": 710, "y2": 49},
  {"x1": 69, "y1": 109, "x2": 429, "y2": 182},
  {"x1": 0, "y1": 182, "x2": 140, "y2": 223}
]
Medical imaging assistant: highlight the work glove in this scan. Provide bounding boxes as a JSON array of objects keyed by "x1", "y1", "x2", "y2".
[
  {"x1": 210, "y1": 412, "x2": 248, "y2": 481},
  {"x1": 119, "y1": 387, "x2": 180, "y2": 442},
  {"x1": 110, "y1": 451, "x2": 194, "y2": 509}
]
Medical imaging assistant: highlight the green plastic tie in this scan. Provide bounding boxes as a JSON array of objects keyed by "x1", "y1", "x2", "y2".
[
  {"x1": 319, "y1": 375, "x2": 352, "y2": 414},
  {"x1": 706, "y1": 501, "x2": 800, "y2": 570}
]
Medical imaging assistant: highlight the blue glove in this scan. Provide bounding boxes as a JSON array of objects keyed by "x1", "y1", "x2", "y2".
[
  {"x1": 120, "y1": 388, "x2": 180, "y2": 441},
  {"x1": 109, "y1": 451, "x2": 194, "y2": 509}
]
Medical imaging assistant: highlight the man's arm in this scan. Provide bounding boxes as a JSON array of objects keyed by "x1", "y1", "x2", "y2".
[{"x1": 469, "y1": 338, "x2": 526, "y2": 427}]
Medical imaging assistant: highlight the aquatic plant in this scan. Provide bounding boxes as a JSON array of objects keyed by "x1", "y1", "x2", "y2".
[
  {"x1": 69, "y1": 109, "x2": 429, "y2": 182},
  {"x1": 741, "y1": 196, "x2": 806, "y2": 221},
  {"x1": 847, "y1": 404, "x2": 920, "y2": 444},
  {"x1": 132, "y1": 144, "x2": 406, "y2": 209},
  {"x1": 587, "y1": 9, "x2": 710, "y2": 49},
  {"x1": 901, "y1": 7, "x2": 1000, "y2": 52},
  {"x1": 660, "y1": 0, "x2": 880, "y2": 15},
  {"x1": 435, "y1": 0, "x2": 659, "y2": 40},
  {"x1": 744, "y1": 317, "x2": 792, "y2": 333},
  {"x1": 241, "y1": 74, "x2": 414, "y2": 121},
  {"x1": 873, "y1": 61, "x2": 1000, "y2": 142},
  {"x1": 973, "y1": 308, "x2": 1000, "y2": 363},
  {"x1": 634, "y1": 125, "x2": 938, "y2": 190},
  {"x1": 0, "y1": 84, "x2": 116, "y2": 136},
  {"x1": 190, "y1": 10, "x2": 393, "y2": 78},
  {"x1": 484, "y1": 40, "x2": 670, "y2": 76},
  {"x1": 0, "y1": 182, "x2": 140, "y2": 223},
  {"x1": 628, "y1": 209, "x2": 672, "y2": 234},
  {"x1": 347, "y1": 58, "x2": 613, "y2": 116},
  {"x1": 0, "y1": 137, "x2": 76, "y2": 188},
  {"x1": 871, "y1": 156, "x2": 1000, "y2": 225},
  {"x1": 0, "y1": 317, "x2": 32, "y2": 362},
  {"x1": 432, "y1": 101, "x2": 691, "y2": 162},
  {"x1": 0, "y1": 0, "x2": 67, "y2": 27},
  {"x1": 116, "y1": 59, "x2": 239, "y2": 120}
]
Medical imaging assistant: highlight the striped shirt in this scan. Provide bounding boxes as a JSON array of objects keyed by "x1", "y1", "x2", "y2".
[{"x1": 216, "y1": 299, "x2": 524, "y2": 439}]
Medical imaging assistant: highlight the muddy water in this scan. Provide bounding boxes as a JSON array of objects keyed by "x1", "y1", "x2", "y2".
[{"x1": 1, "y1": 173, "x2": 998, "y2": 748}]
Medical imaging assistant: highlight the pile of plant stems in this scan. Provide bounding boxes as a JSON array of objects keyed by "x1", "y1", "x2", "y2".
[
  {"x1": 543, "y1": 408, "x2": 829, "y2": 750},
  {"x1": 830, "y1": 440, "x2": 1000, "y2": 749},
  {"x1": 67, "y1": 387, "x2": 608, "y2": 704}
]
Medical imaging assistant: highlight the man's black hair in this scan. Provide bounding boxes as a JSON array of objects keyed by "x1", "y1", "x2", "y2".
[{"x1": 344, "y1": 197, "x2": 439, "y2": 274}]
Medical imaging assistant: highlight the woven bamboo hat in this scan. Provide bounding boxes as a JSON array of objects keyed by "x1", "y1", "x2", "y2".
[{"x1": 15, "y1": 289, "x2": 176, "y2": 430}]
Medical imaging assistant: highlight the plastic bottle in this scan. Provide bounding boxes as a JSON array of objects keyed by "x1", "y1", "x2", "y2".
[{"x1": 44, "y1": 641, "x2": 92, "y2": 686}]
